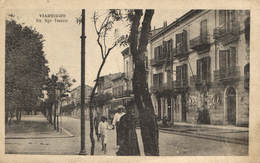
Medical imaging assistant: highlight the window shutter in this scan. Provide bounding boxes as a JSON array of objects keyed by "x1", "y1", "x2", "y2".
[
  {"x1": 182, "y1": 64, "x2": 188, "y2": 81},
  {"x1": 176, "y1": 66, "x2": 181, "y2": 81},
  {"x1": 154, "y1": 47, "x2": 157, "y2": 59},
  {"x1": 159, "y1": 73, "x2": 163, "y2": 86},
  {"x1": 226, "y1": 49, "x2": 231, "y2": 68},
  {"x1": 219, "y1": 10, "x2": 226, "y2": 26},
  {"x1": 206, "y1": 57, "x2": 211, "y2": 82},
  {"x1": 230, "y1": 47, "x2": 236, "y2": 68},
  {"x1": 176, "y1": 33, "x2": 182, "y2": 54},
  {"x1": 182, "y1": 30, "x2": 188, "y2": 52},
  {"x1": 201, "y1": 20, "x2": 207, "y2": 42},
  {"x1": 197, "y1": 59, "x2": 201, "y2": 81},
  {"x1": 219, "y1": 50, "x2": 226, "y2": 70},
  {"x1": 170, "y1": 39, "x2": 173, "y2": 57}
]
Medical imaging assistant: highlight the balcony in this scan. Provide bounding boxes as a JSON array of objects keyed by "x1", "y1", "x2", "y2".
[
  {"x1": 150, "y1": 80, "x2": 188, "y2": 94},
  {"x1": 190, "y1": 34, "x2": 210, "y2": 52},
  {"x1": 150, "y1": 57, "x2": 167, "y2": 67},
  {"x1": 150, "y1": 82, "x2": 171, "y2": 93},
  {"x1": 214, "y1": 66, "x2": 241, "y2": 82},
  {"x1": 174, "y1": 44, "x2": 188, "y2": 59},
  {"x1": 190, "y1": 75, "x2": 211, "y2": 89},
  {"x1": 151, "y1": 52, "x2": 174, "y2": 67},
  {"x1": 213, "y1": 21, "x2": 240, "y2": 45},
  {"x1": 173, "y1": 80, "x2": 188, "y2": 90},
  {"x1": 113, "y1": 90, "x2": 132, "y2": 98}
]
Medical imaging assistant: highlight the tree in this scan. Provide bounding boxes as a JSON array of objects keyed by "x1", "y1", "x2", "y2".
[
  {"x1": 87, "y1": 10, "x2": 127, "y2": 155},
  {"x1": 5, "y1": 18, "x2": 49, "y2": 124},
  {"x1": 45, "y1": 67, "x2": 75, "y2": 129},
  {"x1": 127, "y1": 9, "x2": 159, "y2": 156}
]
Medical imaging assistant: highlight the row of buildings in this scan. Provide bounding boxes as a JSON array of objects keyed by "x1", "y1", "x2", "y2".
[
  {"x1": 146, "y1": 10, "x2": 250, "y2": 126},
  {"x1": 64, "y1": 10, "x2": 250, "y2": 127}
]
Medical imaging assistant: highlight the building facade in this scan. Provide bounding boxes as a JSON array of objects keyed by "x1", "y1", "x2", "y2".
[
  {"x1": 149, "y1": 10, "x2": 250, "y2": 126},
  {"x1": 68, "y1": 85, "x2": 92, "y2": 117}
]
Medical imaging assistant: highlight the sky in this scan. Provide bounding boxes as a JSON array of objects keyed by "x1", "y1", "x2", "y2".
[{"x1": 7, "y1": 9, "x2": 189, "y2": 89}]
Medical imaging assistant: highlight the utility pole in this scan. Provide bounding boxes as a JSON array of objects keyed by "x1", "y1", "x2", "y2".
[{"x1": 79, "y1": 9, "x2": 87, "y2": 155}]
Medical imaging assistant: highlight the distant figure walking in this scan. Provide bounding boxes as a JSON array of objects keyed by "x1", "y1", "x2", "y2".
[
  {"x1": 94, "y1": 115, "x2": 101, "y2": 141},
  {"x1": 112, "y1": 105, "x2": 125, "y2": 149},
  {"x1": 98, "y1": 116, "x2": 109, "y2": 154}
]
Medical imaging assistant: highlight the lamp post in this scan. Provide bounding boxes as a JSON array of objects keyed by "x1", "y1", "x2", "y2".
[{"x1": 79, "y1": 9, "x2": 87, "y2": 155}]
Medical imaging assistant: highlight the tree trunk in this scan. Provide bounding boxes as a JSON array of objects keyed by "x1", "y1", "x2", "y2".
[
  {"x1": 53, "y1": 103, "x2": 56, "y2": 129},
  {"x1": 5, "y1": 111, "x2": 8, "y2": 125},
  {"x1": 129, "y1": 9, "x2": 159, "y2": 156},
  {"x1": 88, "y1": 49, "x2": 112, "y2": 155},
  {"x1": 18, "y1": 110, "x2": 22, "y2": 121}
]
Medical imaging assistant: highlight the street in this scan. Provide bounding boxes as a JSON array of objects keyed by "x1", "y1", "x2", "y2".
[{"x1": 5, "y1": 115, "x2": 248, "y2": 155}]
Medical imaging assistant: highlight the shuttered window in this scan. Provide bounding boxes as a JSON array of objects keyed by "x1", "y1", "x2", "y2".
[
  {"x1": 197, "y1": 57, "x2": 211, "y2": 81},
  {"x1": 219, "y1": 48, "x2": 237, "y2": 70},
  {"x1": 176, "y1": 66, "x2": 182, "y2": 82},
  {"x1": 200, "y1": 19, "x2": 207, "y2": 42},
  {"x1": 219, "y1": 10, "x2": 226, "y2": 26},
  {"x1": 182, "y1": 30, "x2": 188, "y2": 52},
  {"x1": 159, "y1": 73, "x2": 163, "y2": 86},
  {"x1": 230, "y1": 47, "x2": 236, "y2": 68},
  {"x1": 219, "y1": 50, "x2": 227, "y2": 70}
]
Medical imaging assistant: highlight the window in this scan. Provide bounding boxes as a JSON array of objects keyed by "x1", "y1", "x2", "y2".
[
  {"x1": 219, "y1": 47, "x2": 237, "y2": 70},
  {"x1": 219, "y1": 10, "x2": 237, "y2": 29},
  {"x1": 219, "y1": 10, "x2": 226, "y2": 26},
  {"x1": 200, "y1": 19, "x2": 208, "y2": 41},
  {"x1": 197, "y1": 57, "x2": 211, "y2": 82},
  {"x1": 153, "y1": 73, "x2": 164, "y2": 88},
  {"x1": 176, "y1": 64, "x2": 187, "y2": 82},
  {"x1": 176, "y1": 30, "x2": 188, "y2": 55}
]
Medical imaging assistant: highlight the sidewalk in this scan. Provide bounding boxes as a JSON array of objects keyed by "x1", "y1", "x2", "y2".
[
  {"x1": 159, "y1": 122, "x2": 248, "y2": 145},
  {"x1": 5, "y1": 115, "x2": 73, "y2": 139}
]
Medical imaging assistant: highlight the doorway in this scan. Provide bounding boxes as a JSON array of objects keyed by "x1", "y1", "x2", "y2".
[
  {"x1": 226, "y1": 87, "x2": 236, "y2": 125},
  {"x1": 167, "y1": 97, "x2": 172, "y2": 121}
]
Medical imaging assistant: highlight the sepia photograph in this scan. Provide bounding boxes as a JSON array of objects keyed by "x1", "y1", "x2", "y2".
[{"x1": 4, "y1": 8, "x2": 250, "y2": 156}]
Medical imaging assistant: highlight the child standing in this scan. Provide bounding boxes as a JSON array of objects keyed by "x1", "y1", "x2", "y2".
[{"x1": 98, "y1": 116, "x2": 109, "y2": 154}]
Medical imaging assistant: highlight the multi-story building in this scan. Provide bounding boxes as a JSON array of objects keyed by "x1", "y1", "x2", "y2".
[
  {"x1": 149, "y1": 10, "x2": 250, "y2": 126},
  {"x1": 70, "y1": 85, "x2": 93, "y2": 105},
  {"x1": 68, "y1": 85, "x2": 92, "y2": 117}
]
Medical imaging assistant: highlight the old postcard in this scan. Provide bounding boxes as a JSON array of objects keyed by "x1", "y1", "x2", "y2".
[{"x1": 0, "y1": 0, "x2": 259, "y2": 163}]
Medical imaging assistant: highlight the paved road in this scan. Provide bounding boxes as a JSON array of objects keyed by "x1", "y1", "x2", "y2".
[
  {"x1": 5, "y1": 115, "x2": 248, "y2": 155},
  {"x1": 61, "y1": 116, "x2": 248, "y2": 156}
]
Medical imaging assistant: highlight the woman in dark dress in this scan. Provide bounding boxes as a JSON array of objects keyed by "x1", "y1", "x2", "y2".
[{"x1": 116, "y1": 103, "x2": 140, "y2": 156}]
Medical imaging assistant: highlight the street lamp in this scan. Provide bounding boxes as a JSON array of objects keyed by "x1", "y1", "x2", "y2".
[{"x1": 79, "y1": 9, "x2": 87, "y2": 155}]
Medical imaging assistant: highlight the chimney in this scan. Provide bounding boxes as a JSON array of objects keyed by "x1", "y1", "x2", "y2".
[{"x1": 163, "y1": 21, "x2": 167, "y2": 28}]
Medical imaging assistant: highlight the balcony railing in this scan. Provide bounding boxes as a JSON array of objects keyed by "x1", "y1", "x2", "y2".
[
  {"x1": 150, "y1": 80, "x2": 188, "y2": 93},
  {"x1": 213, "y1": 21, "x2": 240, "y2": 44},
  {"x1": 214, "y1": 66, "x2": 240, "y2": 81},
  {"x1": 150, "y1": 58, "x2": 167, "y2": 66},
  {"x1": 173, "y1": 80, "x2": 188, "y2": 89},
  {"x1": 190, "y1": 34, "x2": 210, "y2": 52},
  {"x1": 175, "y1": 44, "x2": 188, "y2": 59},
  {"x1": 151, "y1": 51, "x2": 174, "y2": 67},
  {"x1": 190, "y1": 75, "x2": 211, "y2": 88},
  {"x1": 113, "y1": 90, "x2": 132, "y2": 98}
]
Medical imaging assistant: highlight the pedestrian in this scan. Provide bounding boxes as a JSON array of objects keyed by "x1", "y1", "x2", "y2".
[
  {"x1": 94, "y1": 114, "x2": 101, "y2": 141},
  {"x1": 116, "y1": 102, "x2": 140, "y2": 156},
  {"x1": 98, "y1": 116, "x2": 109, "y2": 154},
  {"x1": 112, "y1": 105, "x2": 125, "y2": 149}
]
